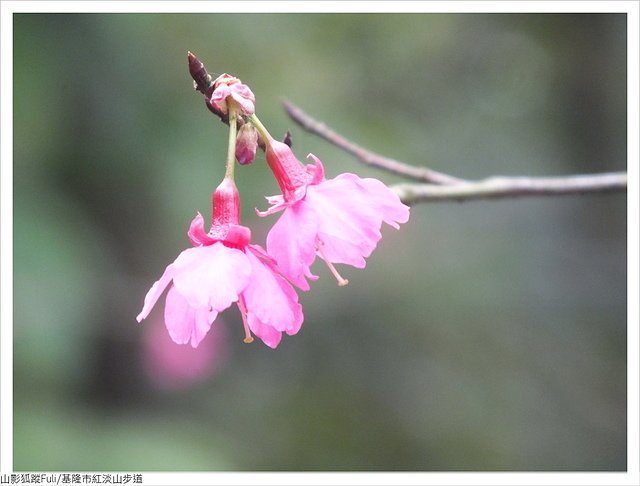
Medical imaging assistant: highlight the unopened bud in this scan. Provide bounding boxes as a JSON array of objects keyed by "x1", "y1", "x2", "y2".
[
  {"x1": 236, "y1": 124, "x2": 259, "y2": 165},
  {"x1": 187, "y1": 51, "x2": 213, "y2": 97}
]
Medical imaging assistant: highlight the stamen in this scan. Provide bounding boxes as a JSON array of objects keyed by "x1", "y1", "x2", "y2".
[
  {"x1": 243, "y1": 321, "x2": 254, "y2": 344},
  {"x1": 237, "y1": 299, "x2": 254, "y2": 344},
  {"x1": 316, "y1": 240, "x2": 349, "y2": 287}
]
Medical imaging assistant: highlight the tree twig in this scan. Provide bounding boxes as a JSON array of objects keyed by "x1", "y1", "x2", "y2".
[
  {"x1": 282, "y1": 100, "x2": 466, "y2": 185},
  {"x1": 392, "y1": 173, "x2": 627, "y2": 204},
  {"x1": 282, "y1": 100, "x2": 627, "y2": 204}
]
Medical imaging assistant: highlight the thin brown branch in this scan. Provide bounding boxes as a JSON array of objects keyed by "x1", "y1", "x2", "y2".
[
  {"x1": 282, "y1": 100, "x2": 627, "y2": 204},
  {"x1": 188, "y1": 51, "x2": 228, "y2": 122},
  {"x1": 392, "y1": 173, "x2": 627, "y2": 204},
  {"x1": 282, "y1": 100, "x2": 466, "y2": 185}
]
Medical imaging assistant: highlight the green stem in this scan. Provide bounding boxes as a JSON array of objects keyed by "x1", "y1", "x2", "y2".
[
  {"x1": 225, "y1": 107, "x2": 238, "y2": 179},
  {"x1": 247, "y1": 114, "x2": 273, "y2": 144}
]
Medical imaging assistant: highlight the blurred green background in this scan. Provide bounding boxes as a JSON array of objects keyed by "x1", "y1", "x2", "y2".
[{"x1": 13, "y1": 13, "x2": 627, "y2": 471}]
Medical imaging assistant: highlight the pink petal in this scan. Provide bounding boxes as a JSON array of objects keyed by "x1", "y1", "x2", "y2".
[
  {"x1": 256, "y1": 194, "x2": 288, "y2": 217},
  {"x1": 230, "y1": 90, "x2": 255, "y2": 115},
  {"x1": 305, "y1": 153, "x2": 326, "y2": 184},
  {"x1": 164, "y1": 285, "x2": 218, "y2": 348},
  {"x1": 136, "y1": 261, "x2": 176, "y2": 322},
  {"x1": 304, "y1": 179, "x2": 383, "y2": 266},
  {"x1": 188, "y1": 212, "x2": 216, "y2": 246},
  {"x1": 243, "y1": 246, "x2": 304, "y2": 335},
  {"x1": 210, "y1": 84, "x2": 231, "y2": 114},
  {"x1": 230, "y1": 83, "x2": 255, "y2": 101},
  {"x1": 265, "y1": 194, "x2": 285, "y2": 206},
  {"x1": 316, "y1": 233, "x2": 369, "y2": 268},
  {"x1": 337, "y1": 173, "x2": 410, "y2": 229},
  {"x1": 172, "y1": 242, "x2": 251, "y2": 311},
  {"x1": 247, "y1": 313, "x2": 282, "y2": 349},
  {"x1": 265, "y1": 201, "x2": 320, "y2": 291},
  {"x1": 210, "y1": 82, "x2": 255, "y2": 116}
]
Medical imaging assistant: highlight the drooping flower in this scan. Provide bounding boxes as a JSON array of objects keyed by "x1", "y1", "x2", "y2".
[
  {"x1": 137, "y1": 177, "x2": 303, "y2": 349},
  {"x1": 257, "y1": 139, "x2": 410, "y2": 290},
  {"x1": 208, "y1": 73, "x2": 256, "y2": 116}
]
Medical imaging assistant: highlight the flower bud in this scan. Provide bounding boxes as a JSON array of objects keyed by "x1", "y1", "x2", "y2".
[
  {"x1": 235, "y1": 124, "x2": 258, "y2": 165},
  {"x1": 209, "y1": 73, "x2": 256, "y2": 116}
]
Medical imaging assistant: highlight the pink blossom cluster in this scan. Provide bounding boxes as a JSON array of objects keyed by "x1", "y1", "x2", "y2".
[{"x1": 137, "y1": 69, "x2": 410, "y2": 351}]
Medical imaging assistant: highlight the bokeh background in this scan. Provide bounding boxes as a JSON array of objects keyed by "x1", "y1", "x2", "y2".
[{"x1": 13, "y1": 13, "x2": 627, "y2": 471}]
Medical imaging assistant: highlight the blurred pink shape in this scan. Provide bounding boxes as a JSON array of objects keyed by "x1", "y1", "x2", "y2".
[{"x1": 142, "y1": 316, "x2": 228, "y2": 390}]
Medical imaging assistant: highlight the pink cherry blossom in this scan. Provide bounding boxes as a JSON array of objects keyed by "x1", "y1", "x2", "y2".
[
  {"x1": 137, "y1": 178, "x2": 303, "y2": 349},
  {"x1": 258, "y1": 140, "x2": 410, "y2": 290},
  {"x1": 209, "y1": 73, "x2": 256, "y2": 116}
]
